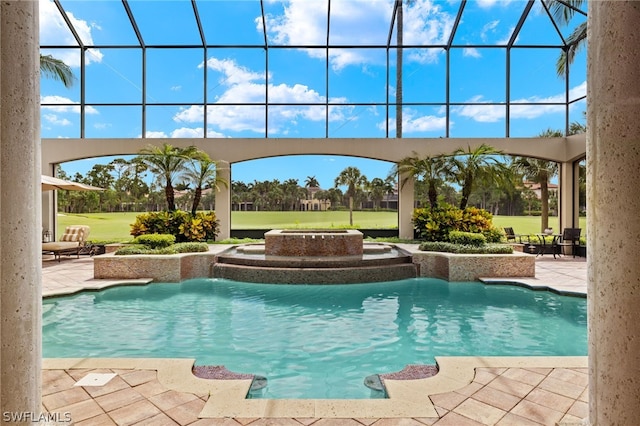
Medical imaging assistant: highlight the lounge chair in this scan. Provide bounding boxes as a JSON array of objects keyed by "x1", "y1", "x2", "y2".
[{"x1": 42, "y1": 225, "x2": 91, "y2": 262}]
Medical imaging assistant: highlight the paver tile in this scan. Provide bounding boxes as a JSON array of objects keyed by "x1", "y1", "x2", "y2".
[
  {"x1": 119, "y1": 369, "x2": 158, "y2": 387},
  {"x1": 430, "y1": 391, "x2": 468, "y2": 411},
  {"x1": 495, "y1": 412, "x2": 543, "y2": 426},
  {"x1": 59, "y1": 398, "x2": 105, "y2": 423},
  {"x1": 486, "y1": 376, "x2": 534, "y2": 398},
  {"x1": 567, "y1": 400, "x2": 589, "y2": 419},
  {"x1": 548, "y1": 369, "x2": 588, "y2": 387},
  {"x1": 149, "y1": 389, "x2": 199, "y2": 411},
  {"x1": 132, "y1": 412, "x2": 179, "y2": 425},
  {"x1": 74, "y1": 413, "x2": 118, "y2": 426},
  {"x1": 471, "y1": 386, "x2": 521, "y2": 412},
  {"x1": 165, "y1": 397, "x2": 206, "y2": 425},
  {"x1": 511, "y1": 399, "x2": 564, "y2": 426},
  {"x1": 43, "y1": 386, "x2": 92, "y2": 411},
  {"x1": 80, "y1": 375, "x2": 131, "y2": 398},
  {"x1": 95, "y1": 387, "x2": 145, "y2": 412},
  {"x1": 525, "y1": 388, "x2": 574, "y2": 412},
  {"x1": 502, "y1": 368, "x2": 546, "y2": 387},
  {"x1": 432, "y1": 411, "x2": 485, "y2": 426},
  {"x1": 134, "y1": 379, "x2": 169, "y2": 398},
  {"x1": 453, "y1": 398, "x2": 507, "y2": 425},
  {"x1": 537, "y1": 376, "x2": 586, "y2": 399},
  {"x1": 108, "y1": 399, "x2": 162, "y2": 425}
]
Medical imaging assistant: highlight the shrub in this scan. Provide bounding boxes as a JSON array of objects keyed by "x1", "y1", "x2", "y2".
[
  {"x1": 418, "y1": 241, "x2": 513, "y2": 254},
  {"x1": 448, "y1": 231, "x2": 486, "y2": 247},
  {"x1": 172, "y1": 242, "x2": 209, "y2": 253},
  {"x1": 130, "y1": 210, "x2": 219, "y2": 242},
  {"x1": 412, "y1": 204, "x2": 495, "y2": 242},
  {"x1": 482, "y1": 227, "x2": 505, "y2": 243},
  {"x1": 132, "y1": 233, "x2": 176, "y2": 249}
]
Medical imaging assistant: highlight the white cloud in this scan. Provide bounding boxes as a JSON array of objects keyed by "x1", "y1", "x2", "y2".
[
  {"x1": 379, "y1": 108, "x2": 448, "y2": 134},
  {"x1": 262, "y1": 0, "x2": 454, "y2": 69},
  {"x1": 476, "y1": 0, "x2": 514, "y2": 9},
  {"x1": 43, "y1": 114, "x2": 71, "y2": 126},
  {"x1": 144, "y1": 131, "x2": 169, "y2": 138},
  {"x1": 452, "y1": 81, "x2": 587, "y2": 122},
  {"x1": 463, "y1": 48, "x2": 481, "y2": 58},
  {"x1": 39, "y1": 0, "x2": 103, "y2": 67},
  {"x1": 93, "y1": 122, "x2": 111, "y2": 130},
  {"x1": 178, "y1": 56, "x2": 354, "y2": 134},
  {"x1": 41, "y1": 95, "x2": 99, "y2": 115},
  {"x1": 480, "y1": 20, "x2": 500, "y2": 42}
]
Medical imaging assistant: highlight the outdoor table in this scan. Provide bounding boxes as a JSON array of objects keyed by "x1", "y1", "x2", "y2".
[{"x1": 533, "y1": 233, "x2": 562, "y2": 258}]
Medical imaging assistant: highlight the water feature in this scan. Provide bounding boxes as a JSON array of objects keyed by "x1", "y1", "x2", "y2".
[
  {"x1": 213, "y1": 229, "x2": 417, "y2": 284},
  {"x1": 42, "y1": 278, "x2": 587, "y2": 399}
]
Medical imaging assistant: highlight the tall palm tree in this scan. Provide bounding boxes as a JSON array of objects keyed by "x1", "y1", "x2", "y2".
[
  {"x1": 183, "y1": 152, "x2": 228, "y2": 215},
  {"x1": 511, "y1": 129, "x2": 561, "y2": 231},
  {"x1": 395, "y1": 0, "x2": 414, "y2": 138},
  {"x1": 304, "y1": 175, "x2": 320, "y2": 199},
  {"x1": 40, "y1": 54, "x2": 74, "y2": 88},
  {"x1": 334, "y1": 166, "x2": 367, "y2": 226},
  {"x1": 548, "y1": 0, "x2": 587, "y2": 77},
  {"x1": 139, "y1": 143, "x2": 199, "y2": 211},
  {"x1": 448, "y1": 144, "x2": 509, "y2": 210},
  {"x1": 393, "y1": 152, "x2": 450, "y2": 208}
]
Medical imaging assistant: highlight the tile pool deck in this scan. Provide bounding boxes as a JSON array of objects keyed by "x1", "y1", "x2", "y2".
[{"x1": 42, "y1": 248, "x2": 588, "y2": 425}]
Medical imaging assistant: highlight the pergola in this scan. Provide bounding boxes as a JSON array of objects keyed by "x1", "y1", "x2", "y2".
[{"x1": 40, "y1": 0, "x2": 588, "y2": 238}]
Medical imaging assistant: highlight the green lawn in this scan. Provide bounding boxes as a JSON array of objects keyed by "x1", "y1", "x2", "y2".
[{"x1": 56, "y1": 211, "x2": 586, "y2": 242}]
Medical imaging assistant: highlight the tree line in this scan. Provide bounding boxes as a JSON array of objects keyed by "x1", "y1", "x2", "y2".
[{"x1": 56, "y1": 127, "x2": 586, "y2": 231}]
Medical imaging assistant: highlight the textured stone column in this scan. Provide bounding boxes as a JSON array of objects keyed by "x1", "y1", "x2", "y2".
[
  {"x1": 215, "y1": 160, "x2": 231, "y2": 240},
  {"x1": 588, "y1": 2, "x2": 640, "y2": 424},
  {"x1": 558, "y1": 160, "x2": 579, "y2": 231},
  {"x1": 398, "y1": 171, "x2": 414, "y2": 240},
  {"x1": 0, "y1": 0, "x2": 42, "y2": 418}
]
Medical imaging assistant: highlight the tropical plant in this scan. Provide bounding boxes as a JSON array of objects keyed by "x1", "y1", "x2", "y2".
[
  {"x1": 182, "y1": 152, "x2": 228, "y2": 215},
  {"x1": 138, "y1": 143, "x2": 199, "y2": 211},
  {"x1": 448, "y1": 144, "x2": 509, "y2": 210},
  {"x1": 511, "y1": 129, "x2": 561, "y2": 231},
  {"x1": 393, "y1": 152, "x2": 451, "y2": 208},
  {"x1": 548, "y1": 0, "x2": 587, "y2": 77},
  {"x1": 40, "y1": 54, "x2": 74, "y2": 88},
  {"x1": 334, "y1": 166, "x2": 367, "y2": 225}
]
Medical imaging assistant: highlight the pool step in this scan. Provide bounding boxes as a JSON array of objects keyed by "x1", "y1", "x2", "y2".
[{"x1": 211, "y1": 262, "x2": 417, "y2": 284}]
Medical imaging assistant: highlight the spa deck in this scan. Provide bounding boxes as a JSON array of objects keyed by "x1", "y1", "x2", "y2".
[{"x1": 41, "y1": 247, "x2": 588, "y2": 425}]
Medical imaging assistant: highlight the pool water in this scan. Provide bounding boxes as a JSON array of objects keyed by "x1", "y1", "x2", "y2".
[{"x1": 42, "y1": 278, "x2": 587, "y2": 399}]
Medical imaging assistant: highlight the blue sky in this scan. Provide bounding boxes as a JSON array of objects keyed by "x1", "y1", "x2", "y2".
[{"x1": 40, "y1": 0, "x2": 587, "y2": 189}]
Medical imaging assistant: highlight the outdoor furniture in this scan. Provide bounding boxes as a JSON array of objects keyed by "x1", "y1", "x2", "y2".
[
  {"x1": 531, "y1": 233, "x2": 562, "y2": 258},
  {"x1": 504, "y1": 227, "x2": 526, "y2": 243},
  {"x1": 42, "y1": 225, "x2": 91, "y2": 262},
  {"x1": 557, "y1": 228, "x2": 582, "y2": 257}
]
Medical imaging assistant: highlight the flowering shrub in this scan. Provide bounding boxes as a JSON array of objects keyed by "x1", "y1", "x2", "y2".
[{"x1": 130, "y1": 210, "x2": 219, "y2": 242}]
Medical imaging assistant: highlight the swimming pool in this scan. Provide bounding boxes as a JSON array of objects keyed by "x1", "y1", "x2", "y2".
[{"x1": 42, "y1": 278, "x2": 587, "y2": 399}]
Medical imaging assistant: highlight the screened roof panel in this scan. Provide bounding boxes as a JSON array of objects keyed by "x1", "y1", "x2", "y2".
[{"x1": 39, "y1": 0, "x2": 588, "y2": 139}]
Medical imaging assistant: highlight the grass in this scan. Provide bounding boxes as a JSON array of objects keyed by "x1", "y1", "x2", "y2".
[{"x1": 56, "y1": 211, "x2": 587, "y2": 242}]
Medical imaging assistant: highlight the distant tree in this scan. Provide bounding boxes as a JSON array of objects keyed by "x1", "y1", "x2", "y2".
[
  {"x1": 182, "y1": 152, "x2": 228, "y2": 215},
  {"x1": 394, "y1": 152, "x2": 451, "y2": 208},
  {"x1": 512, "y1": 129, "x2": 561, "y2": 231},
  {"x1": 335, "y1": 167, "x2": 367, "y2": 225},
  {"x1": 138, "y1": 143, "x2": 199, "y2": 211},
  {"x1": 448, "y1": 144, "x2": 509, "y2": 210}
]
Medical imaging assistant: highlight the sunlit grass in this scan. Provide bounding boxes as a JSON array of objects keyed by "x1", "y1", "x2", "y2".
[{"x1": 56, "y1": 211, "x2": 585, "y2": 242}]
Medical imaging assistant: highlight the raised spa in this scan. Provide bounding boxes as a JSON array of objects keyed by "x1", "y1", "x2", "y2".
[{"x1": 264, "y1": 229, "x2": 363, "y2": 257}]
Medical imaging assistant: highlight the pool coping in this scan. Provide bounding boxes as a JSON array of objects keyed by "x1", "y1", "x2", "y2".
[{"x1": 42, "y1": 356, "x2": 588, "y2": 418}]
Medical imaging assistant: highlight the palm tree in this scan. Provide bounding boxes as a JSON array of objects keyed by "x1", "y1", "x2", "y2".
[
  {"x1": 448, "y1": 144, "x2": 509, "y2": 210},
  {"x1": 40, "y1": 54, "x2": 74, "y2": 88},
  {"x1": 304, "y1": 175, "x2": 320, "y2": 199},
  {"x1": 394, "y1": 152, "x2": 450, "y2": 208},
  {"x1": 138, "y1": 143, "x2": 199, "y2": 211},
  {"x1": 511, "y1": 129, "x2": 561, "y2": 231},
  {"x1": 183, "y1": 152, "x2": 228, "y2": 215},
  {"x1": 334, "y1": 166, "x2": 367, "y2": 226},
  {"x1": 548, "y1": 0, "x2": 587, "y2": 77}
]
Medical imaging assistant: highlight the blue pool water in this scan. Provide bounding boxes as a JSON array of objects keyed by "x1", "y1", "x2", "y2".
[{"x1": 42, "y1": 278, "x2": 587, "y2": 399}]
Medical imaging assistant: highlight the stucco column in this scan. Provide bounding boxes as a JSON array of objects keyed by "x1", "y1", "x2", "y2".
[
  {"x1": 588, "y1": 2, "x2": 640, "y2": 424},
  {"x1": 0, "y1": 0, "x2": 42, "y2": 417},
  {"x1": 216, "y1": 161, "x2": 231, "y2": 240},
  {"x1": 398, "y1": 171, "x2": 414, "y2": 240},
  {"x1": 558, "y1": 160, "x2": 579, "y2": 232}
]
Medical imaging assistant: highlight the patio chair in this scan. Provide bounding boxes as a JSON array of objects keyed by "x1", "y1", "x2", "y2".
[
  {"x1": 42, "y1": 225, "x2": 91, "y2": 262},
  {"x1": 557, "y1": 227, "x2": 582, "y2": 258},
  {"x1": 503, "y1": 227, "x2": 526, "y2": 243}
]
